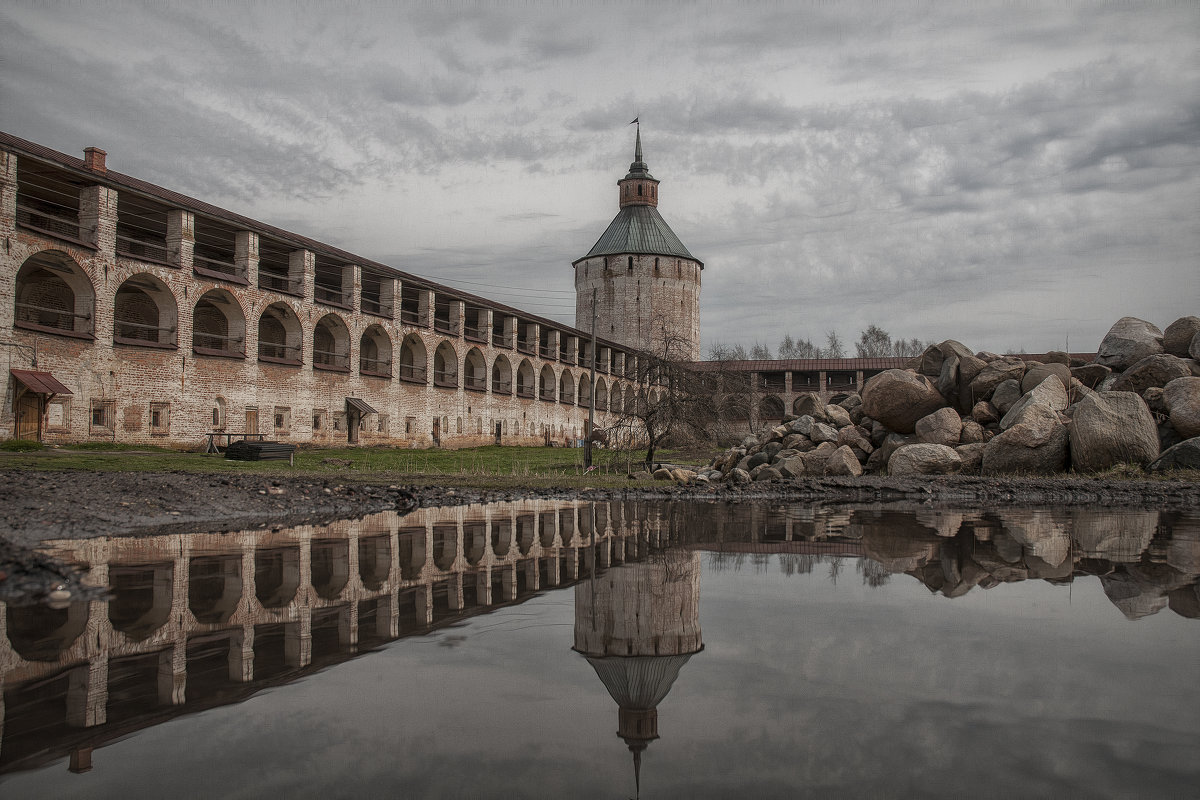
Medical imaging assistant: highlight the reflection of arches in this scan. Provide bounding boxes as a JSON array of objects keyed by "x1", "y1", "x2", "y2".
[
  {"x1": 108, "y1": 565, "x2": 173, "y2": 641},
  {"x1": 258, "y1": 302, "x2": 303, "y2": 363},
  {"x1": 433, "y1": 340, "x2": 458, "y2": 388},
  {"x1": 313, "y1": 313, "x2": 350, "y2": 371},
  {"x1": 13, "y1": 250, "x2": 95, "y2": 336},
  {"x1": 758, "y1": 395, "x2": 785, "y2": 421},
  {"x1": 6, "y1": 602, "x2": 89, "y2": 661},
  {"x1": 492, "y1": 519, "x2": 512, "y2": 558},
  {"x1": 539, "y1": 365, "x2": 557, "y2": 401},
  {"x1": 399, "y1": 333, "x2": 428, "y2": 383},
  {"x1": 560, "y1": 370, "x2": 576, "y2": 405},
  {"x1": 255, "y1": 548, "x2": 300, "y2": 608},
  {"x1": 516, "y1": 359, "x2": 535, "y2": 398},
  {"x1": 189, "y1": 555, "x2": 242, "y2": 624},
  {"x1": 360, "y1": 325, "x2": 392, "y2": 377},
  {"x1": 193, "y1": 289, "x2": 246, "y2": 356},
  {"x1": 114, "y1": 273, "x2": 177, "y2": 346},
  {"x1": 492, "y1": 354, "x2": 513, "y2": 394},
  {"x1": 516, "y1": 514, "x2": 536, "y2": 555},
  {"x1": 595, "y1": 378, "x2": 608, "y2": 411},
  {"x1": 464, "y1": 521, "x2": 487, "y2": 566},
  {"x1": 464, "y1": 347, "x2": 487, "y2": 390},
  {"x1": 398, "y1": 528, "x2": 426, "y2": 580},
  {"x1": 311, "y1": 540, "x2": 349, "y2": 600},
  {"x1": 432, "y1": 525, "x2": 458, "y2": 570},
  {"x1": 359, "y1": 536, "x2": 391, "y2": 590}
]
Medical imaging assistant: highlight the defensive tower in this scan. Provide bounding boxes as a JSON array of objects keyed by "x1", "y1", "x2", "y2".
[{"x1": 574, "y1": 126, "x2": 703, "y2": 361}]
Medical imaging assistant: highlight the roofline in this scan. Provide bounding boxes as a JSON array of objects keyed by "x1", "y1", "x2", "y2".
[
  {"x1": 571, "y1": 251, "x2": 704, "y2": 269},
  {"x1": 0, "y1": 130, "x2": 634, "y2": 352}
]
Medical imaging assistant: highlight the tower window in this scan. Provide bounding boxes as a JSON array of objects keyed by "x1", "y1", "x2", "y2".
[
  {"x1": 627, "y1": 256, "x2": 633, "y2": 273},
  {"x1": 654, "y1": 258, "x2": 659, "y2": 275},
  {"x1": 637, "y1": 184, "x2": 643, "y2": 196}
]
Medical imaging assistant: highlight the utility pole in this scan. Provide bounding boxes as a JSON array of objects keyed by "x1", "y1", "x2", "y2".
[{"x1": 585, "y1": 287, "x2": 597, "y2": 469}]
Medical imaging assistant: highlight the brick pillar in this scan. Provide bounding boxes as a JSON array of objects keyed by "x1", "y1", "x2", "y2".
[
  {"x1": 349, "y1": 264, "x2": 362, "y2": 314},
  {"x1": 229, "y1": 623, "x2": 254, "y2": 682},
  {"x1": 418, "y1": 289, "x2": 432, "y2": 327},
  {"x1": 236, "y1": 231, "x2": 259, "y2": 287},
  {"x1": 476, "y1": 570, "x2": 492, "y2": 606},
  {"x1": 291, "y1": 249, "x2": 315, "y2": 301},
  {"x1": 285, "y1": 609, "x2": 311, "y2": 668},
  {"x1": 79, "y1": 184, "x2": 117, "y2": 255},
  {"x1": 500, "y1": 564, "x2": 516, "y2": 601},
  {"x1": 167, "y1": 209, "x2": 194, "y2": 270},
  {"x1": 0, "y1": 151, "x2": 16, "y2": 238},
  {"x1": 451, "y1": 299, "x2": 463, "y2": 337},
  {"x1": 339, "y1": 601, "x2": 358, "y2": 650},
  {"x1": 524, "y1": 559, "x2": 539, "y2": 592}
]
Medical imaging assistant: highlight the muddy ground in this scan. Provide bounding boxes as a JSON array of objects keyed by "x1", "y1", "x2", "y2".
[{"x1": 1, "y1": 469, "x2": 1198, "y2": 603}]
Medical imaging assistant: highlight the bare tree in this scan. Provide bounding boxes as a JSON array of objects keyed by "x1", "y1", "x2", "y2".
[
  {"x1": 619, "y1": 324, "x2": 751, "y2": 468},
  {"x1": 855, "y1": 324, "x2": 893, "y2": 358},
  {"x1": 824, "y1": 330, "x2": 846, "y2": 358},
  {"x1": 748, "y1": 341, "x2": 773, "y2": 360}
]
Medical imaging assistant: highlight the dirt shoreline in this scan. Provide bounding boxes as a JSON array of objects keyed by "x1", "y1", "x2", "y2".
[{"x1": 1, "y1": 469, "x2": 1197, "y2": 603}]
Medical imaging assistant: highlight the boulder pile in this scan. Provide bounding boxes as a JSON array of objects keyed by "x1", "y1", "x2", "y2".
[{"x1": 691, "y1": 315, "x2": 1200, "y2": 484}]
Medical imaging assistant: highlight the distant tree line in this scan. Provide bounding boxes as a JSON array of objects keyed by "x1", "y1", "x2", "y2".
[{"x1": 708, "y1": 324, "x2": 931, "y2": 361}]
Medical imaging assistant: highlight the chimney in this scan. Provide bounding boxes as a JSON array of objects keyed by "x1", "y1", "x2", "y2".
[{"x1": 83, "y1": 147, "x2": 107, "y2": 173}]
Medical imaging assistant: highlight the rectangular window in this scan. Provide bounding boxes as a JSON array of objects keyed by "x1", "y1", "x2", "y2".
[
  {"x1": 313, "y1": 409, "x2": 326, "y2": 432},
  {"x1": 376, "y1": 414, "x2": 389, "y2": 434},
  {"x1": 274, "y1": 406, "x2": 290, "y2": 433},
  {"x1": 333, "y1": 412, "x2": 345, "y2": 432},
  {"x1": 89, "y1": 400, "x2": 114, "y2": 432},
  {"x1": 150, "y1": 402, "x2": 170, "y2": 435}
]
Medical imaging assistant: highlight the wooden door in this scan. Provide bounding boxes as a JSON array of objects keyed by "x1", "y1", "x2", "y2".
[
  {"x1": 245, "y1": 408, "x2": 259, "y2": 436},
  {"x1": 15, "y1": 393, "x2": 40, "y2": 440}
]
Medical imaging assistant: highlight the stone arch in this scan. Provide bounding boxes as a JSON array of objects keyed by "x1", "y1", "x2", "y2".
[
  {"x1": 759, "y1": 395, "x2": 785, "y2": 422},
  {"x1": 398, "y1": 333, "x2": 427, "y2": 383},
  {"x1": 193, "y1": 289, "x2": 246, "y2": 356},
  {"x1": 611, "y1": 384, "x2": 623, "y2": 414},
  {"x1": 578, "y1": 372, "x2": 591, "y2": 407},
  {"x1": 559, "y1": 369, "x2": 576, "y2": 405},
  {"x1": 212, "y1": 396, "x2": 228, "y2": 429},
  {"x1": 516, "y1": 358, "x2": 535, "y2": 398},
  {"x1": 491, "y1": 353, "x2": 513, "y2": 394},
  {"x1": 433, "y1": 340, "x2": 458, "y2": 388},
  {"x1": 539, "y1": 364, "x2": 557, "y2": 401},
  {"x1": 464, "y1": 347, "x2": 487, "y2": 390},
  {"x1": 113, "y1": 273, "x2": 177, "y2": 347},
  {"x1": 359, "y1": 324, "x2": 392, "y2": 377},
  {"x1": 13, "y1": 249, "x2": 95, "y2": 336},
  {"x1": 595, "y1": 377, "x2": 608, "y2": 411},
  {"x1": 313, "y1": 313, "x2": 350, "y2": 371},
  {"x1": 258, "y1": 302, "x2": 303, "y2": 364}
]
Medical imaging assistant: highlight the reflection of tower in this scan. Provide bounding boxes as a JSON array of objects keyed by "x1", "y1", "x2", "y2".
[{"x1": 573, "y1": 550, "x2": 703, "y2": 797}]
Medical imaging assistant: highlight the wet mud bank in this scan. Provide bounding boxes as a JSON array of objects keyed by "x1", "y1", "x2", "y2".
[{"x1": 1, "y1": 469, "x2": 1197, "y2": 603}]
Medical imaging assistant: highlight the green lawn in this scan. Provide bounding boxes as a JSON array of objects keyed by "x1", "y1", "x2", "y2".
[{"x1": 0, "y1": 442, "x2": 714, "y2": 488}]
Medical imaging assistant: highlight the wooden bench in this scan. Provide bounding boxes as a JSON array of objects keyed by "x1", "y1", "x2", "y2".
[
  {"x1": 224, "y1": 440, "x2": 296, "y2": 465},
  {"x1": 205, "y1": 432, "x2": 267, "y2": 454}
]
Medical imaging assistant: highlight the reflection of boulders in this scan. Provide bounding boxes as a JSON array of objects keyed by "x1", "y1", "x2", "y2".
[
  {"x1": 995, "y1": 510, "x2": 1072, "y2": 568},
  {"x1": 1072, "y1": 510, "x2": 1158, "y2": 562},
  {"x1": 1168, "y1": 583, "x2": 1200, "y2": 618},
  {"x1": 852, "y1": 513, "x2": 942, "y2": 573},
  {"x1": 1100, "y1": 564, "x2": 1193, "y2": 620}
]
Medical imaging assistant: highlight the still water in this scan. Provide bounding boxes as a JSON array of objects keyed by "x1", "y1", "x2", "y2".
[{"x1": 2, "y1": 500, "x2": 1197, "y2": 798}]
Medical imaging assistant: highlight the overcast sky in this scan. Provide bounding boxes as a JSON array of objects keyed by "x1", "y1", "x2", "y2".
[{"x1": 1, "y1": 1, "x2": 1197, "y2": 355}]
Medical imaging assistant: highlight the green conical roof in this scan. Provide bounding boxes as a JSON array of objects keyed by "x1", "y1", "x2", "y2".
[{"x1": 576, "y1": 205, "x2": 700, "y2": 264}]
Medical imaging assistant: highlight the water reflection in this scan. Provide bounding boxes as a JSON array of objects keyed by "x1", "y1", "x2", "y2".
[{"x1": 0, "y1": 500, "x2": 1196, "y2": 783}]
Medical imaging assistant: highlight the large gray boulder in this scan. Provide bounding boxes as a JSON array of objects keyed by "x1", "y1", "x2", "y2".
[
  {"x1": 991, "y1": 379, "x2": 1024, "y2": 416},
  {"x1": 861, "y1": 369, "x2": 946, "y2": 434},
  {"x1": 1163, "y1": 377, "x2": 1200, "y2": 438},
  {"x1": 1163, "y1": 316, "x2": 1200, "y2": 357},
  {"x1": 1021, "y1": 362, "x2": 1072, "y2": 394},
  {"x1": 1071, "y1": 363, "x2": 1111, "y2": 389},
  {"x1": 825, "y1": 445, "x2": 863, "y2": 476},
  {"x1": 1110, "y1": 354, "x2": 1198, "y2": 395},
  {"x1": 1095, "y1": 317, "x2": 1164, "y2": 371},
  {"x1": 969, "y1": 358, "x2": 1025, "y2": 399},
  {"x1": 981, "y1": 403, "x2": 1070, "y2": 475},
  {"x1": 955, "y1": 443, "x2": 986, "y2": 475},
  {"x1": 914, "y1": 407, "x2": 963, "y2": 446},
  {"x1": 1000, "y1": 376, "x2": 1070, "y2": 430},
  {"x1": 888, "y1": 443, "x2": 962, "y2": 476},
  {"x1": 1148, "y1": 437, "x2": 1200, "y2": 471},
  {"x1": 810, "y1": 422, "x2": 839, "y2": 444},
  {"x1": 1068, "y1": 391, "x2": 1159, "y2": 472},
  {"x1": 1192, "y1": 332, "x2": 1200, "y2": 360},
  {"x1": 824, "y1": 404, "x2": 853, "y2": 428},
  {"x1": 792, "y1": 393, "x2": 824, "y2": 419}
]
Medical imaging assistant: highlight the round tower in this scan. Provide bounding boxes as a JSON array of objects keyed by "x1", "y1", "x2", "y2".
[{"x1": 574, "y1": 126, "x2": 703, "y2": 361}]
